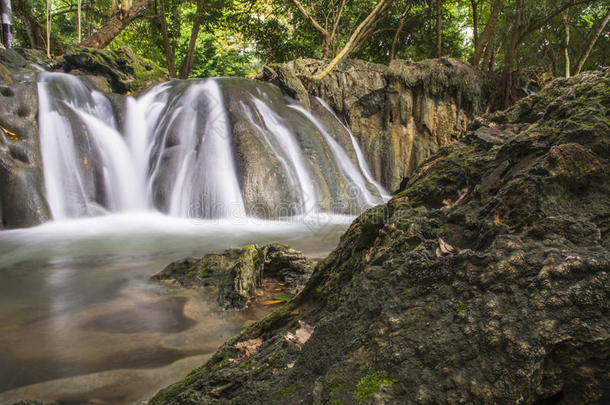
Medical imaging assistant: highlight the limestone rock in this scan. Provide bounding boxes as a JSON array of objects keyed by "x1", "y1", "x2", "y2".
[
  {"x1": 150, "y1": 70, "x2": 609, "y2": 404},
  {"x1": 262, "y1": 58, "x2": 489, "y2": 191}
]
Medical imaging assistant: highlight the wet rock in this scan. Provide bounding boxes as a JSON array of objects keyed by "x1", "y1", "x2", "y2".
[
  {"x1": 262, "y1": 58, "x2": 489, "y2": 191},
  {"x1": 0, "y1": 49, "x2": 51, "y2": 229},
  {"x1": 152, "y1": 244, "x2": 314, "y2": 310},
  {"x1": 151, "y1": 70, "x2": 609, "y2": 404},
  {"x1": 61, "y1": 46, "x2": 168, "y2": 94}
]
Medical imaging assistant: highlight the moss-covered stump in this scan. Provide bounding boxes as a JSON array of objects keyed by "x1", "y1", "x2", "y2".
[
  {"x1": 261, "y1": 58, "x2": 489, "y2": 191},
  {"x1": 152, "y1": 244, "x2": 314, "y2": 310},
  {"x1": 61, "y1": 46, "x2": 168, "y2": 94},
  {"x1": 151, "y1": 70, "x2": 609, "y2": 404}
]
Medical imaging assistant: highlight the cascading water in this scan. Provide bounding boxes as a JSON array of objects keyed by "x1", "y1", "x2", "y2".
[
  {"x1": 38, "y1": 72, "x2": 143, "y2": 219},
  {"x1": 315, "y1": 97, "x2": 390, "y2": 199},
  {"x1": 249, "y1": 98, "x2": 318, "y2": 214},
  {"x1": 288, "y1": 104, "x2": 382, "y2": 207},
  {"x1": 37, "y1": 73, "x2": 388, "y2": 222}
]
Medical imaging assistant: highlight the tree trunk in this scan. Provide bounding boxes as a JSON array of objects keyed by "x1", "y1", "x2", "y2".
[
  {"x1": 311, "y1": 0, "x2": 392, "y2": 81},
  {"x1": 78, "y1": 0, "x2": 148, "y2": 49},
  {"x1": 14, "y1": 0, "x2": 45, "y2": 49},
  {"x1": 470, "y1": 0, "x2": 478, "y2": 50},
  {"x1": 482, "y1": 40, "x2": 493, "y2": 71},
  {"x1": 158, "y1": 0, "x2": 176, "y2": 77},
  {"x1": 574, "y1": 8, "x2": 610, "y2": 75},
  {"x1": 46, "y1": 0, "x2": 51, "y2": 57},
  {"x1": 390, "y1": 19, "x2": 406, "y2": 61},
  {"x1": 501, "y1": 0, "x2": 522, "y2": 108},
  {"x1": 436, "y1": 0, "x2": 442, "y2": 57},
  {"x1": 178, "y1": 0, "x2": 205, "y2": 79},
  {"x1": 0, "y1": 0, "x2": 13, "y2": 48},
  {"x1": 563, "y1": 12, "x2": 570, "y2": 78},
  {"x1": 470, "y1": 0, "x2": 504, "y2": 66},
  {"x1": 77, "y1": 0, "x2": 81, "y2": 42}
]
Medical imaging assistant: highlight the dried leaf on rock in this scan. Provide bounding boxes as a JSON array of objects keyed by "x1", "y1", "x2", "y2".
[
  {"x1": 284, "y1": 320, "x2": 315, "y2": 349},
  {"x1": 436, "y1": 237, "x2": 461, "y2": 257},
  {"x1": 234, "y1": 337, "x2": 262, "y2": 358},
  {"x1": 442, "y1": 188, "x2": 469, "y2": 210},
  {"x1": 261, "y1": 300, "x2": 283, "y2": 305}
]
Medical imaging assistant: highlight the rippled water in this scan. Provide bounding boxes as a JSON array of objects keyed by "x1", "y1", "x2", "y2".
[{"x1": 0, "y1": 214, "x2": 351, "y2": 404}]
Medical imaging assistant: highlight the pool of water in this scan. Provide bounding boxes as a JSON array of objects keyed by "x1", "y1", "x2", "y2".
[{"x1": 0, "y1": 213, "x2": 351, "y2": 404}]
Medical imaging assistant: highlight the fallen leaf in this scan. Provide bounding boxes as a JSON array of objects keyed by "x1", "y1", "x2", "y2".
[
  {"x1": 1, "y1": 126, "x2": 20, "y2": 140},
  {"x1": 442, "y1": 188, "x2": 468, "y2": 210},
  {"x1": 261, "y1": 300, "x2": 283, "y2": 305},
  {"x1": 287, "y1": 361, "x2": 295, "y2": 369},
  {"x1": 284, "y1": 320, "x2": 315, "y2": 349},
  {"x1": 234, "y1": 337, "x2": 262, "y2": 359},
  {"x1": 436, "y1": 237, "x2": 461, "y2": 257}
]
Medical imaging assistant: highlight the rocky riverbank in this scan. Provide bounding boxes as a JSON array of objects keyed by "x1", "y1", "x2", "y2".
[{"x1": 150, "y1": 69, "x2": 609, "y2": 404}]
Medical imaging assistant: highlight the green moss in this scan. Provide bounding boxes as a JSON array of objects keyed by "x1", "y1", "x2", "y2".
[
  {"x1": 271, "y1": 383, "x2": 296, "y2": 401},
  {"x1": 354, "y1": 370, "x2": 397, "y2": 403},
  {"x1": 325, "y1": 374, "x2": 343, "y2": 404},
  {"x1": 455, "y1": 300, "x2": 467, "y2": 316}
]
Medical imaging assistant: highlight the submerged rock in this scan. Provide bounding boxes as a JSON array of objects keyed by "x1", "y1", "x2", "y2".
[
  {"x1": 150, "y1": 70, "x2": 609, "y2": 404},
  {"x1": 262, "y1": 58, "x2": 489, "y2": 191},
  {"x1": 152, "y1": 244, "x2": 314, "y2": 310}
]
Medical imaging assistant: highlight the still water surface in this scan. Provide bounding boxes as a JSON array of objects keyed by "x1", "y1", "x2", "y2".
[{"x1": 0, "y1": 213, "x2": 350, "y2": 404}]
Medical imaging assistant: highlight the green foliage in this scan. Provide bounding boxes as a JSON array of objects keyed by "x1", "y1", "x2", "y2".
[
  {"x1": 8, "y1": 0, "x2": 609, "y2": 79},
  {"x1": 354, "y1": 369, "x2": 397, "y2": 403}
]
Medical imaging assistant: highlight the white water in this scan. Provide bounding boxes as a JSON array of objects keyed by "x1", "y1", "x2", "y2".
[
  {"x1": 37, "y1": 73, "x2": 385, "y2": 222},
  {"x1": 315, "y1": 97, "x2": 391, "y2": 199},
  {"x1": 288, "y1": 104, "x2": 383, "y2": 207},
  {"x1": 38, "y1": 72, "x2": 116, "y2": 219},
  {"x1": 251, "y1": 98, "x2": 318, "y2": 214}
]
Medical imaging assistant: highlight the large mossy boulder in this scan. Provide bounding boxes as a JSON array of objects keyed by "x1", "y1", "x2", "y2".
[
  {"x1": 152, "y1": 244, "x2": 314, "y2": 310},
  {"x1": 61, "y1": 46, "x2": 168, "y2": 94},
  {"x1": 151, "y1": 69, "x2": 609, "y2": 404},
  {"x1": 262, "y1": 58, "x2": 489, "y2": 191}
]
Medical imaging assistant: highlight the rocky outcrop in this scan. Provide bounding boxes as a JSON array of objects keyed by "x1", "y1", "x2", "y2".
[
  {"x1": 0, "y1": 49, "x2": 50, "y2": 229},
  {"x1": 60, "y1": 46, "x2": 168, "y2": 94},
  {"x1": 262, "y1": 58, "x2": 489, "y2": 191},
  {"x1": 150, "y1": 70, "x2": 609, "y2": 404},
  {"x1": 152, "y1": 244, "x2": 314, "y2": 310}
]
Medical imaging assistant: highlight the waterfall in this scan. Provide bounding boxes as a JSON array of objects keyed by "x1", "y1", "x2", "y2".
[
  {"x1": 315, "y1": 97, "x2": 390, "y2": 199},
  {"x1": 249, "y1": 98, "x2": 317, "y2": 214},
  {"x1": 288, "y1": 104, "x2": 383, "y2": 207},
  {"x1": 37, "y1": 73, "x2": 386, "y2": 222}
]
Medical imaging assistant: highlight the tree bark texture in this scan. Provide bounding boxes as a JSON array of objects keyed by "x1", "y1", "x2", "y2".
[{"x1": 78, "y1": 0, "x2": 148, "y2": 49}]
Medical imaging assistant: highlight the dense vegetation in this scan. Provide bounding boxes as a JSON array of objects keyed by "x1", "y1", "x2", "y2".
[{"x1": 2, "y1": 1, "x2": 608, "y2": 89}]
